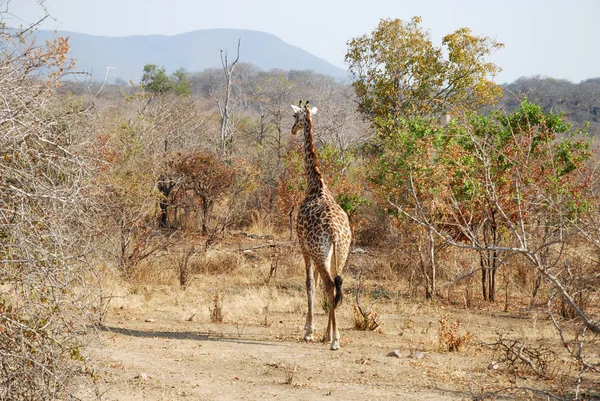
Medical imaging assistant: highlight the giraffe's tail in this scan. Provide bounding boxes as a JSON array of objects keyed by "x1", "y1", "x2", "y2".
[
  {"x1": 332, "y1": 241, "x2": 343, "y2": 308},
  {"x1": 334, "y1": 275, "x2": 343, "y2": 308}
]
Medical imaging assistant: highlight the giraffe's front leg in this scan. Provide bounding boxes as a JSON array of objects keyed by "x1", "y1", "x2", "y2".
[{"x1": 303, "y1": 258, "x2": 316, "y2": 342}]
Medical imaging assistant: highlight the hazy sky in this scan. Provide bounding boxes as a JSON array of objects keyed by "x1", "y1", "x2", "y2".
[{"x1": 8, "y1": 0, "x2": 600, "y2": 84}]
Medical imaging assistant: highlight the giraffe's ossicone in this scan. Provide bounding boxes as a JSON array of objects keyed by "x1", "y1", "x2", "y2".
[{"x1": 290, "y1": 102, "x2": 352, "y2": 350}]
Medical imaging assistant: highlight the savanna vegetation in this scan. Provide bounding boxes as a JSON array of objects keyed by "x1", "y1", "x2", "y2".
[{"x1": 1, "y1": 4, "x2": 599, "y2": 400}]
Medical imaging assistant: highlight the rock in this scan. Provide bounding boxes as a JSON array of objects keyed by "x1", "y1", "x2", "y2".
[
  {"x1": 145, "y1": 318, "x2": 156, "y2": 323},
  {"x1": 135, "y1": 372, "x2": 149, "y2": 381},
  {"x1": 247, "y1": 234, "x2": 258, "y2": 239},
  {"x1": 387, "y1": 350, "x2": 402, "y2": 358},
  {"x1": 351, "y1": 247, "x2": 367, "y2": 254},
  {"x1": 408, "y1": 350, "x2": 426, "y2": 359},
  {"x1": 261, "y1": 235, "x2": 275, "y2": 241},
  {"x1": 413, "y1": 351, "x2": 426, "y2": 359},
  {"x1": 488, "y1": 361, "x2": 500, "y2": 370}
]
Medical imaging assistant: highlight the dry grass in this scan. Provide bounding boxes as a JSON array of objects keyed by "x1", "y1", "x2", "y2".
[
  {"x1": 245, "y1": 210, "x2": 276, "y2": 237},
  {"x1": 437, "y1": 313, "x2": 472, "y2": 352},
  {"x1": 95, "y1": 236, "x2": 599, "y2": 400}
]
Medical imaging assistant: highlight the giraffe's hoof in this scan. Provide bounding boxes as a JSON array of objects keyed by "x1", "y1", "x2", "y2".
[
  {"x1": 330, "y1": 340, "x2": 340, "y2": 350},
  {"x1": 303, "y1": 334, "x2": 315, "y2": 342}
]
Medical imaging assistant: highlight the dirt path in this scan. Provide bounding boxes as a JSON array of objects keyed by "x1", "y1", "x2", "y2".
[{"x1": 96, "y1": 314, "x2": 476, "y2": 400}]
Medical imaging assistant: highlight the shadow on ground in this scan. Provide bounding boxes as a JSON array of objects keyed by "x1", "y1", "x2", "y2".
[{"x1": 97, "y1": 324, "x2": 285, "y2": 347}]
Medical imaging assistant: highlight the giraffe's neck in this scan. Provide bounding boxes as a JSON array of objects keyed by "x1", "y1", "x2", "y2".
[{"x1": 303, "y1": 112, "x2": 325, "y2": 195}]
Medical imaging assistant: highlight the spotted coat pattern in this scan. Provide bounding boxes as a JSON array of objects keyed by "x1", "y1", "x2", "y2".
[{"x1": 291, "y1": 103, "x2": 352, "y2": 350}]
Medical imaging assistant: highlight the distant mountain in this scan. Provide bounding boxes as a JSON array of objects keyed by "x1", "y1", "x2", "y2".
[{"x1": 32, "y1": 28, "x2": 349, "y2": 83}]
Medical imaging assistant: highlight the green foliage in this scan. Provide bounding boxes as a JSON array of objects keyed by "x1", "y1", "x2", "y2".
[
  {"x1": 171, "y1": 68, "x2": 191, "y2": 95},
  {"x1": 346, "y1": 16, "x2": 504, "y2": 128},
  {"x1": 141, "y1": 64, "x2": 190, "y2": 95},
  {"x1": 141, "y1": 64, "x2": 171, "y2": 93},
  {"x1": 370, "y1": 99, "x2": 593, "y2": 255},
  {"x1": 337, "y1": 192, "x2": 369, "y2": 219}
]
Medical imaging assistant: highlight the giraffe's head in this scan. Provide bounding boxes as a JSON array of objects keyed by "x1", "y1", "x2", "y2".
[{"x1": 291, "y1": 101, "x2": 318, "y2": 135}]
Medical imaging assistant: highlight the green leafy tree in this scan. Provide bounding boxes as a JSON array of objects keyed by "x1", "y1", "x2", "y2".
[
  {"x1": 171, "y1": 68, "x2": 191, "y2": 95},
  {"x1": 141, "y1": 64, "x2": 172, "y2": 93},
  {"x1": 141, "y1": 64, "x2": 191, "y2": 95},
  {"x1": 373, "y1": 100, "x2": 593, "y2": 303},
  {"x1": 345, "y1": 17, "x2": 504, "y2": 127}
]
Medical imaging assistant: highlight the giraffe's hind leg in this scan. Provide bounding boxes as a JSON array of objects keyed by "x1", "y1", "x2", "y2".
[
  {"x1": 303, "y1": 254, "x2": 316, "y2": 342},
  {"x1": 318, "y1": 270, "x2": 340, "y2": 350}
]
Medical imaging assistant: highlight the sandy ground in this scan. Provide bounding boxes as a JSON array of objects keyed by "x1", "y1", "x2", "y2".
[
  {"x1": 88, "y1": 241, "x2": 598, "y2": 400},
  {"x1": 93, "y1": 301, "x2": 539, "y2": 400}
]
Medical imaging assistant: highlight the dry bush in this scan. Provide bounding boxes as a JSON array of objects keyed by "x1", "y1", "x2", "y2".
[
  {"x1": 265, "y1": 362, "x2": 297, "y2": 385},
  {"x1": 437, "y1": 313, "x2": 472, "y2": 352},
  {"x1": 352, "y1": 304, "x2": 380, "y2": 331},
  {"x1": 177, "y1": 246, "x2": 198, "y2": 288},
  {"x1": 0, "y1": 14, "x2": 101, "y2": 399},
  {"x1": 246, "y1": 209, "x2": 276, "y2": 237},
  {"x1": 282, "y1": 363, "x2": 297, "y2": 385},
  {"x1": 268, "y1": 246, "x2": 304, "y2": 280},
  {"x1": 353, "y1": 211, "x2": 395, "y2": 247},
  {"x1": 351, "y1": 269, "x2": 382, "y2": 331},
  {"x1": 194, "y1": 251, "x2": 243, "y2": 275},
  {"x1": 210, "y1": 292, "x2": 224, "y2": 323},
  {"x1": 486, "y1": 336, "x2": 557, "y2": 378}
]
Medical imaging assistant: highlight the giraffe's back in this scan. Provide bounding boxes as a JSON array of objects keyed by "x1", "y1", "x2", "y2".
[{"x1": 297, "y1": 190, "x2": 351, "y2": 272}]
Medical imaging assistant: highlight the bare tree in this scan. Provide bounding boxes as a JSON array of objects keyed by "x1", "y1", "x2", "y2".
[{"x1": 216, "y1": 39, "x2": 241, "y2": 155}]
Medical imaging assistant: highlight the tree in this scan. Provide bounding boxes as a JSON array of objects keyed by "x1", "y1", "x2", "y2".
[
  {"x1": 94, "y1": 115, "x2": 168, "y2": 276},
  {"x1": 376, "y1": 99, "x2": 597, "y2": 336},
  {"x1": 141, "y1": 64, "x2": 172, "y2": 93},
  {"x1": 345, "y1": 17, "x2": 504, "y2": 126},
  {"x1": 0, "y1": 8, "x2": 100, "y2": 398},
  {"x1": 170, "y1": 68, "x2": 191, "y2": 95},
  {"x1": 216, "y1": 39, "x2": 241, "y2": 155},
  {"x1": 172, "y1": 151, "x2": 236, "y2": 236},
  {"x1": 370, "y1": 117, "x2": 455, "y2": 298},
  {"x1": 141, "y1": 64, "x2": 191, "y2": 95}
]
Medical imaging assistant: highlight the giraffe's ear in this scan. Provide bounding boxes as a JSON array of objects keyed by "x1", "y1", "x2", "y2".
[
  {"x1": 310, "y1": 107, "x2": 318, "y2": 115},
  {"x1": 291, "y1": 105, "x2": 302, "y2": 113}
]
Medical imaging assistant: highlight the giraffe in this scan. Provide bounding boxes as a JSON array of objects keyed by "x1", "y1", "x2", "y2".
[{"x1": 290, "y1": 101, "x2": 352, "y2": 350}]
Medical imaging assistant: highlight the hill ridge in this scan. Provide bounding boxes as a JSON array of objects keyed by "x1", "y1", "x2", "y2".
[{"x1": 32, "y1": 28, "x2": 348, "y2": 83}]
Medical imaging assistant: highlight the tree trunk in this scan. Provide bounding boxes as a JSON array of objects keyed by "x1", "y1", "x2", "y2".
[
  {"x1": 481, "y1": 254, "x2": 488, "y2": 301},
  {"x1": 428, "y1": 227, "x2": 437, "y2": 298},
  {"x1": 480, "y1": 218, "x2": 499, "y2": 302},
  {"x1": 201, "y1": 196, "x2": 213, "y2": 236},
  {"x1": 218, "y1": 39, "x2": 240, "y2": 155}
]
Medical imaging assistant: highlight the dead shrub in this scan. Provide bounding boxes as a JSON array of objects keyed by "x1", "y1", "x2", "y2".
[
  {"x1": 177, "y1": 246, "x2": 198, "y2": 288},
  {"x1": 486, "y1": 335, "x2": 556, "y2": 378},
  {"x1": 352, "y1": 269, "x2": 381, "y2": 331},
  {"x1": 265, "y1": 362, "x2": 297, "y2": 385},
  {"x1": 195, "y1": 252, "x2": 242, "y2": 275},
  {"x1": 352, "y1": 304, "x2": 380, "y2": 331},
  {"x1": 437, "y1": 313, "x2": 472, "y2": 352},
  {"x1": 210, "y1": 292, "x2": 224, "y2": 323},
  {"x1": 274, "y1": 246, "x2": 304, "y2": 279},
  {"x1": 354, "y1": 212, "x2": 394, "y2": 247}
]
